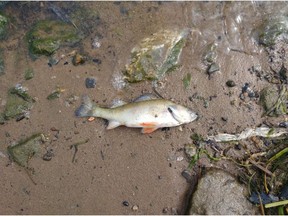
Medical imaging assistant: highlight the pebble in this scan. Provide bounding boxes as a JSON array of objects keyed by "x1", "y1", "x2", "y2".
[
  {"x1": 92, "y1": 58, "x2": 102, "y2": 65},
  {"x1": 181, "y1": 169, "x2": 192, "y2": 183},
  {"x1": 132, "y1": 205, "x2": 139, "y2": 211},
  {"x1": 207, "y1": 63, "x2": 220, "y2": 75},
  {"x1": 279, "y1": 122, "x2": 288, "y2": 128},
  {"x1": 122, "y1": 200, "x2": 129, "y2": 207},
  {"x1": 72, "y1": 53, "x2": 86, "y2": 66},
  {"x1": 85, "y1": 77, "x2": 96, "y2": 88},
  {"x1": 42, "y1": 149, "x2": 54, "y2": 161},
  {"x1": 92, "y1": 37, "x2": 101, "y2": 49},
  {"x1": 226, "y1": 80, "x2": 236, "y2": 87},
  {"x1": 162, "y1": 207, "x2": 169, "y2": 213}
]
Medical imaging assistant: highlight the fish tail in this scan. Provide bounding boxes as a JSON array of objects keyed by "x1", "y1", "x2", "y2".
[{"x1": 75, "y1": 95, "x2": 95, "y2": 117}]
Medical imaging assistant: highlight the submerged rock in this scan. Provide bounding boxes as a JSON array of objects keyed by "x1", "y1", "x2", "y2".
[
  {"x1": 27, "y1": 20, "x2": 83, "y2": 56},
  {"x1": 7, "y1": 134, "x2": 46, "y2": 168},
  {"x1": 202, "y1": 42, "x2": 218, "y2": 66},
  {"x1": 0, "y1": 13, "x2": 8, "y2": 40},
  {"x1": 189, "y1": 169, "x2": 259, "y2": 215},
  {"x1": 124, "y1": 29, "x2": 189, "y2": 83},
  {"x1": 2, "y1": 85, "x2": 35, "y2": 121},
  {"x1": 257, "y1": 16, "x2": 288, "y2": 47},
  {"x1": 24, "y1": 68, "x2": 34, "y2": 80}
]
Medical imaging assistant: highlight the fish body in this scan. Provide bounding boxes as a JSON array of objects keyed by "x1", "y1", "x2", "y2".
[{"x1": 75, "y1": 95, "x2": 198, "y2": 134}]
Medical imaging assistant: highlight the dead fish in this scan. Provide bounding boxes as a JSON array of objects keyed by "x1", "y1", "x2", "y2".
[{"x1": 75, "y1": 94, "x2": 198, "y2": 134}]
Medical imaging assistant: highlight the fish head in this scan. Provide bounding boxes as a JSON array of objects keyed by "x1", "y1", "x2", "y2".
[{"x1": 167, "y1": 105, "x2": 198, "y2": 124}]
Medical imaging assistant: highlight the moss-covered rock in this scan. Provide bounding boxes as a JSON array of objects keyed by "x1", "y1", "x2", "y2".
[
  {"x1": 24, "y1": 68, "x2": 34, "y2": 80},
  {"x1": 123, "y1": 29, "x2": 189, "y2": 83},
  {"x1": 0, "y1": 13, "x2": 8, "y2": 40},
  {"x1": 7, "y1": 134, "x2": 45, "y2": 168},
  {"x1": 260, "y1": 85, "x2": 288, "y2": 117},
  {"x1": 2, "y1": 85, "x2": 35, "y2": 120},
  {"x1": 27, "y1": 20, "x2": 83, "y2": 56}
]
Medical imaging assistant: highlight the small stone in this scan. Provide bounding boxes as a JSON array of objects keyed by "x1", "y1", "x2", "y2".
[
  {"x1": 92, "y1": 37, "x2": 101, "y2": 49},
  {"x1": 43, "y1": 149, "x2": 54, "y2": 161},
  {"x1": 122, "y1": 200, "x2": 129, "y2": 207},
  {"x1": 181, "y1": 169, "x2": 192, "y2": 183},
  {"x1": 85, "y1": 77, "x2": 96, "y2": 88},
  {"x1": 162, "y1": 207, "x2": 169, "y2": 214},
  {"x1": 24, "y1": 68, "x2": 34, "y2": 80},
  {"x1": 279, "y1": 122, "x2": 288, "y2": 128},
  {"x1": 176, "y1": 156, "x2": 184, "y2": 161},
  {"x1": 48, "y1": 57, "x2": 59, "y2": 66},
  {"x1": 207, "y1": 63, "x2": 220, "y2": 75},
  {"x1": 132, "y1": 205, "x2": 139, "y2": 211},
  {"x1": 226, "y1": 80, "x2": 236, "y2": 87},
  {"x1": 72, "y1": 53, "x2": 86, "y2": 66},
  {"x1": 92, "y1": 58, "x2": 102, "y2": 65}
]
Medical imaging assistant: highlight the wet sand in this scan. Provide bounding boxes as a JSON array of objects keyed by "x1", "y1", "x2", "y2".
[{"x1": 0, "y1": 1, "x2": 287, "y2": 214}]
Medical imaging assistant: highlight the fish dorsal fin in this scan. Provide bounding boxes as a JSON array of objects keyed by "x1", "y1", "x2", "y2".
[
  {"x1": 133, "y1": 93, "x2": 158, "y2": 102},
  {"x1": 110, "y1": 99, "x2": 127, "y2": 108},
  {"x1": 107, "y1": 120, "x2": 121, "y2": 130}
]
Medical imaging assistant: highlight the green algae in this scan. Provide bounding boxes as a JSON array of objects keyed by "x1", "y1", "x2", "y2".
[
  {"x1": 7, "y1": 134, "x2": 45, "y2": 168},
  {"x1": 2, "y1": 86, "x2": 35, "y2": 121},
  {"x1": 124, "y1": 29, "x2": 189, "y2": 83},
  {"x1": 0, "y1": 13, "x2": 8, "y2": 40},
  {"x1": 27, "y1": 20, "x2": 83, "y2": 56}
]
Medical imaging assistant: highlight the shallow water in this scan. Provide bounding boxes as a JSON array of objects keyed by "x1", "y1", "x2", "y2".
[{"x1": 0, "y1": 1, "x2": 287, "y2": 214}]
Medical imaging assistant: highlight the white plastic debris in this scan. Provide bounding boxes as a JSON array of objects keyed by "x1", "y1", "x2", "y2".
[{"x1": 208, "y1": 126, "x2": 288, "y2": 142}]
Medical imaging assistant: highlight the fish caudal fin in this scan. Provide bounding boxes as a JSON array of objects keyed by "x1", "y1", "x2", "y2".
[{"x1": 75, "y1": 95, "x2": 94, "y2": 117}]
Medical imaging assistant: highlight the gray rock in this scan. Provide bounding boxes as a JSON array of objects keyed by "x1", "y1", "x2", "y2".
[
  {"x1": 189, "y1": 169, "x2": 259, "y2": 215},
  {"x1": 85, "y1": 77, "x2": 96, "y2": 88}
]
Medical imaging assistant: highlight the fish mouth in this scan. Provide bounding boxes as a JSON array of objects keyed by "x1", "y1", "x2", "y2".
[{"x1": 192, "y1": 112, "x2": 199, "y2": 121}]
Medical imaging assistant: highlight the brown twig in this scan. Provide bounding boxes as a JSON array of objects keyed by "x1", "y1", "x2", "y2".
[{"x1": 248, "y1": 159, "x2": 274, "y2": 177}]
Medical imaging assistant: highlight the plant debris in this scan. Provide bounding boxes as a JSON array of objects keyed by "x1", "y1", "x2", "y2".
[
  {"x1": 47, "y1": 87, "x2": 65, "y2": 100},
  {"x1": 208, "y1": 126, "x2": 287, "y2": 142},
  {"x1": 70, "y1": 139, "x2": 89, "y2": 163},
  {"x1": 182, "y1": 73, "x2": 191, "y2": 89}
]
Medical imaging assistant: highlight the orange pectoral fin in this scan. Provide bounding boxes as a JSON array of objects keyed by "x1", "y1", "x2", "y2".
[
  {"x1": 140, "y1": 122, "x2": 157, "y2": 127},
  {"x1": 141, "y1": 127, "x2": 158, "y2": 134}
]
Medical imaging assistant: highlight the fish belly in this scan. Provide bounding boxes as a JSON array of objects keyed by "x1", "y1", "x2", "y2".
[{"x1": 113, "y1": 104, "x2": 179, "y2": 128}]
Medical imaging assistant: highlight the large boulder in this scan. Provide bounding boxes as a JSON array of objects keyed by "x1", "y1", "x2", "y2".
[{"x1": 189, "y1": 169, "x2": 259, "y2": 215}]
